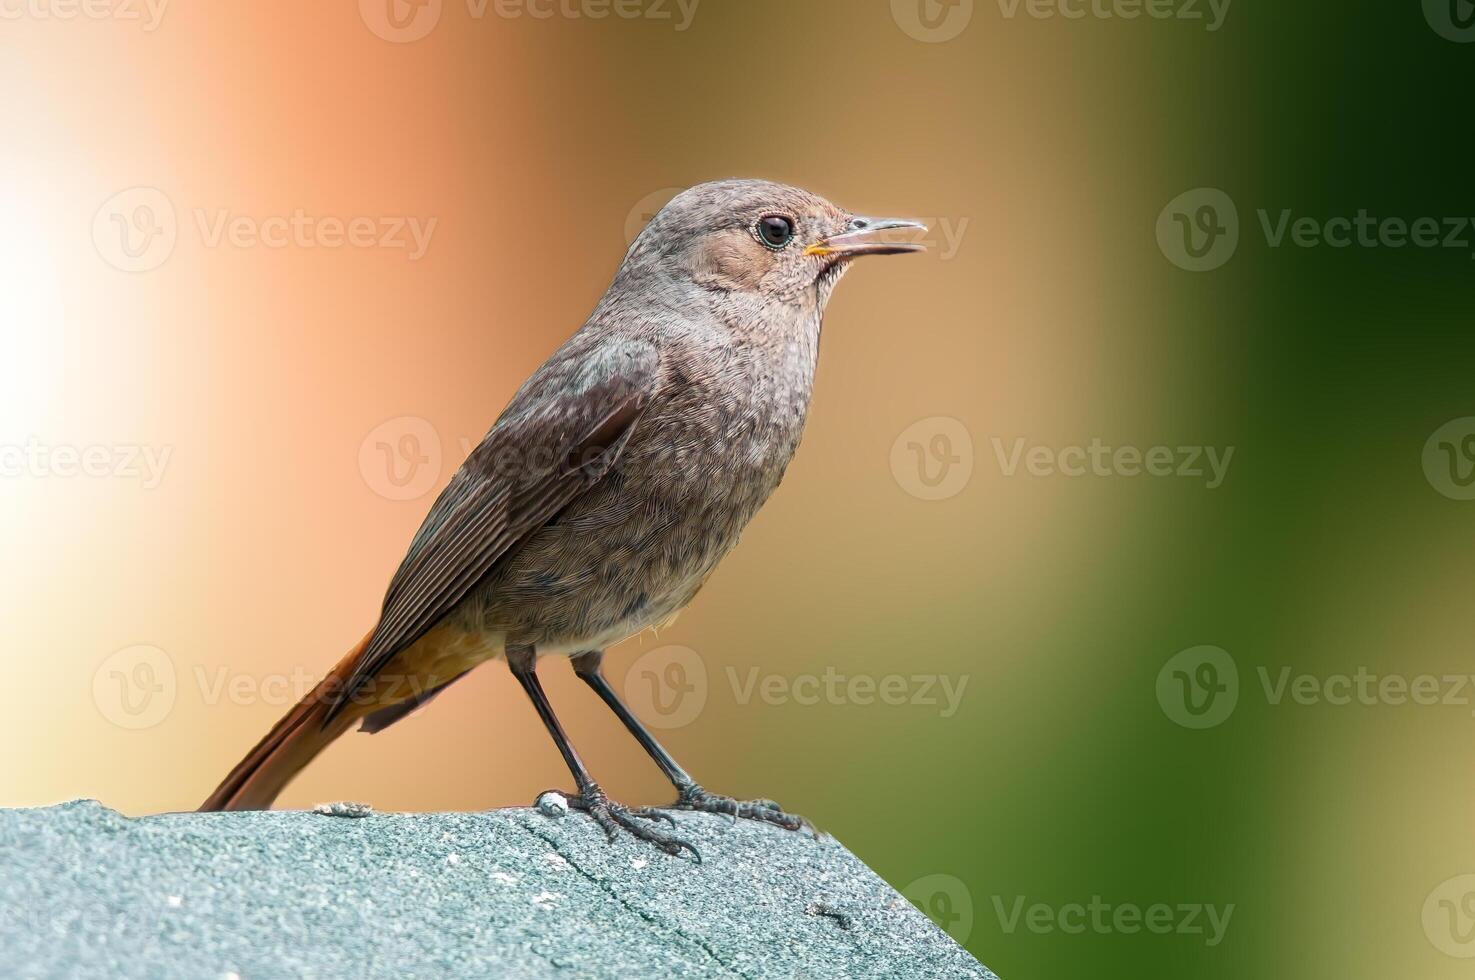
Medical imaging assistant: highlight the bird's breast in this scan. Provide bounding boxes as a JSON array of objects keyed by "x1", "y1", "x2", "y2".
[{"x1": 469, "y1": 335, "x2": 818, "y2": 652}]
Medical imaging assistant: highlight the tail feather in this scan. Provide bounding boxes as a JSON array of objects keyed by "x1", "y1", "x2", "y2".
[{"x1": 199, "y1": 631, "x2": 374, "y2": 812}]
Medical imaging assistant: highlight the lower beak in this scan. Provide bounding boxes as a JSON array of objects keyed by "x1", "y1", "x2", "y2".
[{"x1": 805, "y1": 217, "x2": 928, "y2": 258}]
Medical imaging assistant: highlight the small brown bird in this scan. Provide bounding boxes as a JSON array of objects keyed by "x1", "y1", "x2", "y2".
[{"x1": 200, "y1": 179, "x2": 925, "y2": 857}]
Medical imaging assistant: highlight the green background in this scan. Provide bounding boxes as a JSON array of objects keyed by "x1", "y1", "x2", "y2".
[{"x1": 5, "y1": 1, "x2": 1475, "y2": 977}]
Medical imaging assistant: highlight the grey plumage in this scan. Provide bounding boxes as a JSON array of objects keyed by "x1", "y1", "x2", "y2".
[
  {"x1": 204, "y1": 178, "x2": 924, "y2": 831},
  {"x1": 342, "y1": 179, "x2": 879, "y2": 699}
]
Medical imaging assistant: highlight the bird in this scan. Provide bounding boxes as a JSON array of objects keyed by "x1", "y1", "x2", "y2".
[{"x1": 199, "y1": 179, "x2": 926, "y2": 858}]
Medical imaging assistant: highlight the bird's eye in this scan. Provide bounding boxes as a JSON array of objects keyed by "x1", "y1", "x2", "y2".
[{"x1": 756, "y1": 214, "x2": 795, "y2": 250}]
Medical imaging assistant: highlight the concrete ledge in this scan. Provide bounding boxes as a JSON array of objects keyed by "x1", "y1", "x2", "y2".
[{"x1": 0, "y1": 801, "x2": 997, "y2": 979}]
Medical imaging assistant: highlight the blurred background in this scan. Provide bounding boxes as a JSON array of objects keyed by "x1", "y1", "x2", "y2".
[{"x1": 3, "y1": 1, "x2": 1473, "y2": 976}]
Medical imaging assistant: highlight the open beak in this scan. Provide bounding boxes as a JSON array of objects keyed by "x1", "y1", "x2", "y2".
[{"x1": 805, "y1": 216, "x2": 928, "y2": 258}]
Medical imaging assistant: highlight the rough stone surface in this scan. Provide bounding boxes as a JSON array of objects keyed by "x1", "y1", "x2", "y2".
[{"x1": 0, "y1": 801, "x2": 997, "y2": 980}]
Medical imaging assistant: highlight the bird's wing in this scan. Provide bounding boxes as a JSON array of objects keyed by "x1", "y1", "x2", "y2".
[{"x1": 327, "y1": 338, "x2": 659, "y2": 721}]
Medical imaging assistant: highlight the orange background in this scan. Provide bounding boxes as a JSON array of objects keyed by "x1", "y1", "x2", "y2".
[{"x1": 5, "y1": 3, "x2": 1475, "y2": 978}]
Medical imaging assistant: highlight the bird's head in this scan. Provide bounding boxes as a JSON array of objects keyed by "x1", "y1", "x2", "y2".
[{"x1": 626, "y1": 179, "x2": 926, "y2": 311}]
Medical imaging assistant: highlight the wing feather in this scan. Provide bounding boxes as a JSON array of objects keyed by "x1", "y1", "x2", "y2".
[{"x1": 326, "y1": 340, "x2": 658, "y2": 720}]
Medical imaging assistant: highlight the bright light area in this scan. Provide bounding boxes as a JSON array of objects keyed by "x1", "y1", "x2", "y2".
[{"x1": 0, "y1": 177, "x2": 64, "y2": 440}]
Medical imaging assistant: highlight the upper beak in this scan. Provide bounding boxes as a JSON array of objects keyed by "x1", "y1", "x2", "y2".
[{"x1": 805, "y1": 216, "x2": 928, "y2": 258}]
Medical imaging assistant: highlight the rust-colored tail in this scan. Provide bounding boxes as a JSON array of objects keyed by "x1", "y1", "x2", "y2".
[{"x1": 199, "y1": 631, "x2": 374, "y2": 812}]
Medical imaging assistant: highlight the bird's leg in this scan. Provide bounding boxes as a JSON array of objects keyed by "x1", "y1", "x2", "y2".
[
  {"x1": 506, "y1": 645, "x2": 698, "y2": 860},
  {"x1": 571, "y1": 650, "x2": 808, "y2": 833}
]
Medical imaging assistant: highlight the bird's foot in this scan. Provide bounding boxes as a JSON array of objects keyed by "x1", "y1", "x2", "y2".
[
  {"x1": 643, "y1": 785, "x2": 811, "y2": 833},
  {"x1": 559, "y1": 786, "x2": 701, "y2": 862}
]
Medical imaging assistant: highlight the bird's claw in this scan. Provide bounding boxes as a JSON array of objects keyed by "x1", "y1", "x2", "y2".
[
  {"x1": 563, "y1": 788, "x2": 701, "y2": 862},
  {"x1": 667, "y1": 785, "x2": 811, "y2": 833}
]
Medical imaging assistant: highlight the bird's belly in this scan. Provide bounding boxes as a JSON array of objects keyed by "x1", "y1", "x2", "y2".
[
  {"x1": 467, "y1": 469, "x2": 770, "y2": 653},
  {"x1": 379, "y1": 624, "x2": 506, "y2": 697},
  {"x1": 459, "y1": 383, "x2": 808, "y2": 654}
]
